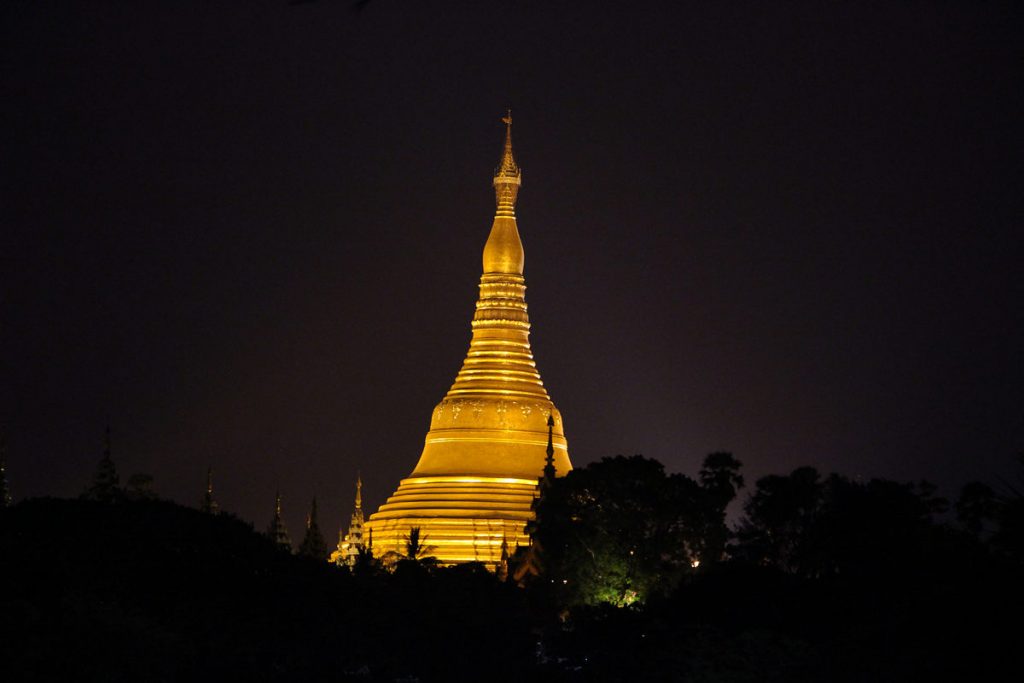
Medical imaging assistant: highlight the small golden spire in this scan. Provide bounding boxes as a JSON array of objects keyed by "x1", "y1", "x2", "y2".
[
  {"x1": 493, "y1": 108, "x2": 521, "y2": 215},
  {"x1": 355, "y1": 473, "x2": 362, "y2": 511}
]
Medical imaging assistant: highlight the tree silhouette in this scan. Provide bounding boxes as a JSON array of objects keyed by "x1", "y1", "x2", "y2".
[
  {"x1": 956, "y1": 481, "x2": 998, "y2": 537},
  {"x1": 402, "y1": 526, "x2": 436, "y2": 563},
  {"x1": 3, "y1": 459, "x2": 1018, "y2": 680},
  {"x1": 351, "y1": 543, "x2": 380, "y2": 577},
  {"x1": 990, "y1": 454, "x2": 1024, "y2": 563},
  {"x1": 695, "y1": 451, "x2": 745, "y2": 565},
  {"x1": 531, "y1": 454, "x2": 733, "y2": 606},
  {"x1": 699, "y1": 451, "x2": 745, "y2": 502},
  {"x1": 736, "y1": 468, "x2": 949, "y2": 579},
  {"x1": 735, "y1": 466, "x2": 823, "y2": 573},
  {"x1": 125, "y1": 473, "x2": 156, "y2": 500}
]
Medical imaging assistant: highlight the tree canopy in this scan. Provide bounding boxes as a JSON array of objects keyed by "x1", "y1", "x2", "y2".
[{"x1": 531, "y1": 453, "x2": 744, "y2": 606}]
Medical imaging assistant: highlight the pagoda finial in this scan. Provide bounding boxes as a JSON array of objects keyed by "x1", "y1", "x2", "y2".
[
  {"x1": 200, "y1": 466, "x2": 219, "y2": 514},
  {"x1": 355, "y1": 472, "x2": 362, "y2": 510},
  {"x1": 493, "y1": 108, "x2": 521, "y2": 215}
]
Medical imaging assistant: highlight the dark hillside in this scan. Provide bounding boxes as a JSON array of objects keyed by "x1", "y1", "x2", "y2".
[{"x1": 0, "y1": 498, "x2": 531, "y2": 682}]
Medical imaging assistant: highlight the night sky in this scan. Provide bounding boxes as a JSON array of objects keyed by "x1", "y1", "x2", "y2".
[{"x1": 4, "y1": 2, "x2": 1022, "y2": 537}]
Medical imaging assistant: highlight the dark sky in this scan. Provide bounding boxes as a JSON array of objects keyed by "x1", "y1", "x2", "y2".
[{"x1": 4, "y1": 1, "x2": 1022, "y2": 537}]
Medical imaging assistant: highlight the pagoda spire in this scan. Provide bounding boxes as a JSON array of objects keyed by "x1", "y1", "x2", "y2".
[
  {"x1": 542, "y1": 413, "x2": 557, "y2": 486},
  {"x1": 330, "y1": 474, "x2": 367, "y2": 567},
  {"x1": 299, "y1": 496, "x2": 328, "y2": 560},
  {"x1": 83, "y1": 426, "x2": 120, "y2": 502},
  {"x1": 200, "y1": 467, "x2": 219, "y2": 514},
  {"x1": 267, "y1": 490, "x2": 292, "y2": 552},
  {"x1": 0, "y1": 434, "x2": 11, "y2": 508},
  {"x1": 492, "y1": 109, "x2": 522, "y2": 216}
]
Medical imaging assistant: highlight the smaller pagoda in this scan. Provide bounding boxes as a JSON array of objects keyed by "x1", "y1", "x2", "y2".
[
  {"x1": 299, "y1": 497, "x2": 329, "y2": 560},
  {"x1": 82, "y1": 426, "x2": 120, "y2": 502},
  {"x1": 330, "y1": 476, "x2": 367, "y2": 567},
  {"x1": 199, "y1": 467, "x2": 219, "y2": 514},
  {"x1": 267, "y1": 491, "x2": 292, "y2": 552}
]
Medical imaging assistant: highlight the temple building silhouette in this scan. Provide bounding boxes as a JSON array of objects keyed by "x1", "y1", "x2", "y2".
[{"x1": 364, "y1": 114, "x2": 573, "y2": 567}]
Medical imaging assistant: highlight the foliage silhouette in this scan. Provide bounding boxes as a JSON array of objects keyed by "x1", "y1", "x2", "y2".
[
  {"x1": 0, "y1": 498, "x2": 533, "y2": 682},
  {"x1": 125, "y1": 473, "x2": 156, "y2": 501},
  {"x1": 4, "y1": 453, "x2": 1023, "y2": 681},
  {"x1": 531, "y1": 453, "x2": 745, "y2": 607},
  {"x1": 696, "y1": 451, "x2": 745, "y2": 565},
  {"x1": 734, "y1": 468, "x2": 951, "y2": 580},
  {"x1": 402, "y1": 525, "x2": 437, "y2": 564}
]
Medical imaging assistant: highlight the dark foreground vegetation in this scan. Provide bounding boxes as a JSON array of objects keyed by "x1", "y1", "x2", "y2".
[{"x1": 2, "y1": 456, "x2": 1021, "y2": 682}]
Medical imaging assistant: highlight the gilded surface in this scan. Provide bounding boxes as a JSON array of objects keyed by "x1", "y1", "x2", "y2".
[{"x1": 365, "y1": 115, "x2": 572, "y2": 566}]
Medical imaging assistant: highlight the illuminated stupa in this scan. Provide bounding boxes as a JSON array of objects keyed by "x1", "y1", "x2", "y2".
[{"x1": 365, "y1": 113, "x2": 572, "y2": 566}]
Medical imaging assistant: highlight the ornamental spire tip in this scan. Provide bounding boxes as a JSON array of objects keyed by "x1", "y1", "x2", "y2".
[{"x1": 493, "y1": 109, "x2": 521, "y2": 213}]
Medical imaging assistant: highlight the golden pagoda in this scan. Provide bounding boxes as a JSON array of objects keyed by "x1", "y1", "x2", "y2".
[
  {"x1": 365, "y1": 113, "x2": 572, "y2": 567},
  {"x1": 330, "y1": 475, "x2": 367, "y2": 567}
]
